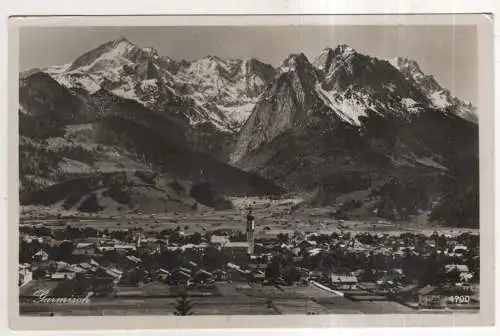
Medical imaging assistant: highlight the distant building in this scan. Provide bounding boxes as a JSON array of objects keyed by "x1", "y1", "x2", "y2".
[
  {"x1": 376, "y1": 275, "x2": 397, "y2": 289},
  {"x1": 187, "y1": 261, "x2": 198, "y2": 269},
  {"x1": 97, "y1": 245, "x2": 115, "y2": 252},
  {"x1": 51, "y1": 272, "x2": 76, "y2": 281},
  {"x1": 226, "y1": 262, "x2": 251, "y2": 281},
  {"x1": 445, "y1": 264, "x2": 470, "y2": 274},
  {"x1": 90, "y1": 259, "x2": 100, "y2": 267},
  {"x1": 55, "y1": 261, "x2": 70, "y2": 271},
  {"x1": 179, "y1": 243, "x2": 209, "y2": 251},
  {"x1": 453, "y1": 245, "x2": 468, "y2": 255},
  {"x1": 251, "y1": 270, "x2": 266, "y2": 283},
  {"x1": 210, "y1": 235, "x2": 230, "y2": 245},
  {"x1": 212, "y1": 269, "x2": 228, "y2": 281},
  {"x1": 221, "y1": 242, "x2": 250, "y2": 258},
  {"x1": 79, "y1": 262, "x2": 92, "y2": 270},
  {"x1": 113, "y1": 244, "x2": 137, "y2": 253},
  {"x1": 172, "y1": 267, "x2": 192, "y2": 275},
  {"x1": 73, "y1": 243, "x2": 98, "y2": 257},
  {"x1": 156, "y1": 269, "x2": 171, "y2": 282},
  {"x1": 226, "y1": 242, "x2": 250, "y2": 249},
  {"x1": 169, "y1": 269, "x2": 191, "y2": 285},
  {"x1": 76, "y1": 242, "x2": 95, "y2": 249},
  {"x1": 445, "y1": 264, "x2": 472, "y2": 283},
  {"x1": 66, "y1": 264, "x2": 86, "y2": 274},
  {"x1": 18, "y1": 264, "x2": 32, "y2": 287},
  {"x1": 32, "y1": 249, "x2": 49, "y2": 261},
  {"x1": 193, "y1": 269, "x2": 214, "y2": 284},
  {"x1": 330, "y1": 274, "x2": 358, "y2": 290},
  {"x1": 125, "y1": 255, "x2": 142, "y2": 264},
  {"x1": 97, "y1": 267, "x2": 123, "y2": 284}
]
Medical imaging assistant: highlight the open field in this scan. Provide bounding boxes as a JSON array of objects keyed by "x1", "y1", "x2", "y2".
[
  {"x1": 20, "y1": 281, "x2": 478, "y2": 316},
  {"x1": 17, "y1": 282, "x2": 399, "y2": 316},
  {"x1": 20, "y1": 199, "x2": 479, "y2": 237}
]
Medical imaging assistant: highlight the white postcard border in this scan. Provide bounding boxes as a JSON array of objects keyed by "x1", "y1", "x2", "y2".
[{"x1": 6, "y1": 13, "x2": 495, "y2": 330}]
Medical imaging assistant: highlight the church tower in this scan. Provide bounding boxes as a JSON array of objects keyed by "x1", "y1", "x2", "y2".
[{"x1": 246, "y1": 209, "x2": 255, "y2": 255}]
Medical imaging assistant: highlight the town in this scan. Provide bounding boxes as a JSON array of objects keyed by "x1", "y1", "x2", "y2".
[{"x1": 19, "y1": 206, "x2": 480, "y2": 316}]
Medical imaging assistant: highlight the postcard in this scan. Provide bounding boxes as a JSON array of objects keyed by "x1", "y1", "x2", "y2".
[{"x1": 8, "y1": 14, "x2": 495, "y2": 329}]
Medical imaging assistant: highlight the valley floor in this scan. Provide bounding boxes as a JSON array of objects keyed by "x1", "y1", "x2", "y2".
[
  {"x1": 18, "y1": 198, "x2": 480, "y2": 317},
  {"x1": 20, "y1": 200, "x2": 479, "y2": 237}
]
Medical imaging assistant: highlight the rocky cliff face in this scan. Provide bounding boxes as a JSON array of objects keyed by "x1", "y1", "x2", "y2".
[
  {"x1": 231, "y1": 53, "x2": 326, "y2": 163},
  {"x1": 389, "y1": 56, "x2": 477, "y2": 123}
]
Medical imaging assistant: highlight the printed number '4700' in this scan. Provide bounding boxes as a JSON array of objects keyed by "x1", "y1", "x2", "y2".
[{"x1": 447, "y1": 295, "x2": 471, "y2": 304}]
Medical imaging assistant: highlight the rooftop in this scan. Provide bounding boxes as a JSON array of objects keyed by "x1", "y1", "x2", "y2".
[
  {"x1": 225, "y1": 242, "x2": 250, "y2": 248},
  {"x1": 210, "y1": 235, "x2": 230, "y2": 244}
]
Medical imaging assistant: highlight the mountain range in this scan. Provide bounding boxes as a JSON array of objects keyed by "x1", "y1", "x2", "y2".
[{"x1": 18, "y1": 37, "x2": 479, "y2": 227}]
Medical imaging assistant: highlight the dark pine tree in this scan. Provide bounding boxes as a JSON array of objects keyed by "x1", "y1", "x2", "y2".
[{"x1": 174, "y1": 291, "x2": 194, "y2": 316}]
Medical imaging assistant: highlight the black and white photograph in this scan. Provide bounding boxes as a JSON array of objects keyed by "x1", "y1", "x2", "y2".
[{"x1": 10, "y1": 14, "x2": 494, "y2": 326}]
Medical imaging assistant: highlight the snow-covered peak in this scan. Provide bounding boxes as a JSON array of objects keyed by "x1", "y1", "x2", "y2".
[
  {"x1": 334, "y1": 44, "x2": 356, "y2": 55},
  {"x1": 280, "y1": 53, "x2": 313, "y2": 74},
  {"x1": 389, "y1": 57, "x2": 421, "y2": 71},
  {"x1": 313, "y1": 48, "x2": 335, "y2": 71},
  {"x1": 388, "y1": 56, "x2": 478, "y2": 123},
  {"x1": 240, "y1": 58, "x2": 261, "y2": 75},
  {"x1": 111, "y1": 36, "x2": 133, "y2": 45},
  {"x1": 43, "y1": 63, "x2": 71, "y2": 76},
  {"x1": 388, "y1": 57, "x2": 426, "y2": 82},
  {"x1": 314, "y1": 45, "x2": 357, "y2": 69},
  {"x1": 142, "y1": 46, "x2": 158, "y2": 55},
  {"x1": 107, "y1": 37, "x2": 136, "y2": 53},
  {"x1": 184, "y1": 56, "x2": 231, "y2": 78},
  {"x1": 203, "y1": 55, "x2": 227, "y2": 63},
  {"x1": 67, "y1": 37, "x2": 140, "y2": 72},
  {"x1": 201, "y1": 55, "x2": 230, "y2": 67},
  {"x1": 100, "y1": 40, "x2": 137, "y2": 61}
]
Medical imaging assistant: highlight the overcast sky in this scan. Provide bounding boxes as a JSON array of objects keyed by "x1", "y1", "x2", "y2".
[{"x1": 19, "y1": 25, "x2": 477, "y2": 104}]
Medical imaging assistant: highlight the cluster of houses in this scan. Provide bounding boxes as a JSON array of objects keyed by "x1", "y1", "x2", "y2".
[
  {"x1": 20, "y1": 228, "x2": 259, "y2": 297},
  {"x1": 19, "y1": 225, "x2": 479, "y2": 310}
]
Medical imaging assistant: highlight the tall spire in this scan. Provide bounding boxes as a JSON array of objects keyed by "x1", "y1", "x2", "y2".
[{"x1": 246, "y1": 209, "x2": 255, "y2": 255}]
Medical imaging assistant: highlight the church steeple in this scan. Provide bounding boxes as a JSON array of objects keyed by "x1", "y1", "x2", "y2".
[
  {"x1": 136, "y1": 232, "x2": 142, "y2": 248},
  {"x1": 246, "y1": 208, "x2": 255, "y2": 255}
]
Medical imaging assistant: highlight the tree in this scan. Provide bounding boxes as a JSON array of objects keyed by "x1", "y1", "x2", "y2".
[
  {"x1": 265, "y1": 258, "x2": 282, "y2": 283},
  {"x1": 174, "y1": 291, "x2": 194, "y2": 316},
  {"x1": 189, "y1": 232, "x2": 202, "y2": 245},
  {"x1": 93, "y1": 279, "x2": 115, "y2": 297},
  {"x1": 65, "y1": 225, "x2": 83, "y2": 240},
  {"x1": 283, "y1": 265, "x2": 300, "y2": 285},
  {"x1": 277, "y1": 233, "x2": 289, "y2": 245},
  {"x1": 49, "y1": 241, "x2": 74, "y2": 262},
  {"x1": 83, "y1": 227, "x2": 98, "y2": 238}
]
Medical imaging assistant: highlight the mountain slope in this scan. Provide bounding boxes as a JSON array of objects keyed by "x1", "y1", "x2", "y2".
[
  {"x1": 20, "y1": 40, "x2": 478, "y2": 225},
  {"x1": 21, "y1": 171, "x2": 211, "y2": 214},
  {"x1": 19, "y1": 70, "x2": 284, "y2": 212},
  {"x1": 232, "y1": 46, "x2": 479, "y2": 226},
  {"x1": 19, "y1": 72, "x2": 98, "y2": 138}
]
